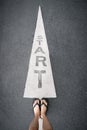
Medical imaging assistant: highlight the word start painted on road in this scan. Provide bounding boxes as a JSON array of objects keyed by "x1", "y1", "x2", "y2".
[{"x1": 34, "y1": 35, "x2": 47, "y2": 88}]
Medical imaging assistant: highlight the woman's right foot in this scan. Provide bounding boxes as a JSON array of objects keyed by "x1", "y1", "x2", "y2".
[
  {"x1": 41, "y1": 99, "x2": 48, "y2": 118},
  {"x1": 33, "y1": 99, "x2": 40, "y2": 118}
]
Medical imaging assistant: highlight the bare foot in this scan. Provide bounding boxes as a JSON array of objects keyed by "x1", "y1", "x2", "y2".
[
  {"x1": 33, "y1": 99, "x2": 40, "y2": 118},
  {"x1": 41, "y1": 99, "x2": 47, "y2": 118}
]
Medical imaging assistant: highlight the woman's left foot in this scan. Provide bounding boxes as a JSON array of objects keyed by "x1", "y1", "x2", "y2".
[{"x1": 41, "y1": 99, "x2": 48, "y2": 118}]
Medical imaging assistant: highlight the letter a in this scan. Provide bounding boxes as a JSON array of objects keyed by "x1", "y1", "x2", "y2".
[{"x1": 35, "y1": 47, "x2": 45, "y2": 54}]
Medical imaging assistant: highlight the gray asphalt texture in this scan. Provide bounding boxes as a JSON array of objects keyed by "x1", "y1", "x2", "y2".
[{"x1": 0, "y1": 0, "x2": 87, "y2": 130}]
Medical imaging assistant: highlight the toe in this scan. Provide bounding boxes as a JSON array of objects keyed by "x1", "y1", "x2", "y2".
[
  {"x1": 41, "y1": 99, "x2": 47, "y2": 106},
  {"x1": 33, "y1": 99, "x2": 39, "y2": 107}
]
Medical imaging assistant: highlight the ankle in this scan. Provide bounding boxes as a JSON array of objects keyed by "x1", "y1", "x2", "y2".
[
  {"x1": 34, "y1": 114, "x2": 40, "y2": 119},
  {"x1": 41, "y1": 113, "x2": 46, "y2": 119}
]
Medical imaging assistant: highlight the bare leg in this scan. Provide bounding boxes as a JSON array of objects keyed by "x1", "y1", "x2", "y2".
[
  {"x1": 29, "y1": 116, "x2": 39, "y2": 130},
  {"x1": 29, "y1": 100, "x2": 40, "y2": 130},
  {"x1": 41, "y1": 99, "x2": 53, "y2": 130}
]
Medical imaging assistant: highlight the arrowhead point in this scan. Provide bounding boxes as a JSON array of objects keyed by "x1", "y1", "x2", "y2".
[{"x1": 39, "y1": 5, "x2": 41, "y2": 11}]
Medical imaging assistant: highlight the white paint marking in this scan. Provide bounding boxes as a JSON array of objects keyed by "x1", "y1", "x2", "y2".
[
  {"x1": 39, "y1": 118, "x2": 43, "y2": 130},
  {"x1": 23, "y1": 6, "x2": 57, "y2": 98}
]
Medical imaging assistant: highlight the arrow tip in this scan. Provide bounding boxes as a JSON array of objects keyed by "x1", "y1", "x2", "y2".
[{"x1": 39, "y1": 5, "x2": 41, "y2": 12}]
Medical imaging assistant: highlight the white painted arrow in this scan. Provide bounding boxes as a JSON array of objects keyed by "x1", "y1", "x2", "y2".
[{"x1": 23, "y1": 6, "x2": 57, "y2": 99}]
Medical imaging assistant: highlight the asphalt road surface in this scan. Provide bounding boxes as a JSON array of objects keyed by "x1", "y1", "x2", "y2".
[{"x1": 0, "y1": 0, "x2": 87, "y2": 130}]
